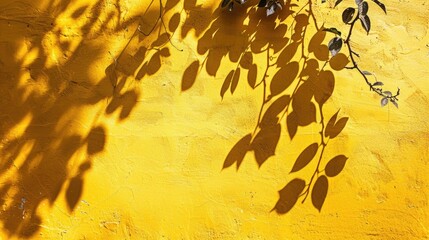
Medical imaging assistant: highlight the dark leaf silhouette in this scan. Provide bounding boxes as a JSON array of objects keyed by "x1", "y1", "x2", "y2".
[
  {"x1": 362, "y1": 70, "x2": 372, "y2": 75},
  {"x1": 314, "y1": 70, "x2": 335, "y2": 104},
  {"x1": 292, "y1": 81, "x2": 317, "y2": 126},
  {"x1": 247, "y1": 64, "x2": 257, "y2": 89},
  {"x1": 326, "y1": 117, "x2": 348, "y2": 139},
  {"x1": 150, "y1": 33, "x2": 171, "y2": 48},
  {"x1": 329, "y1": 53, "x2": 349, "y2": 71},
  {"x1": 66, "y1": 176, "x2": 83, "y2": 211},
  {"x1": 251, "y1": 124, "x2": 281, "y2": 167},
  {"x1": 261, "y1": 95, "x2": 291, "y2": 127},
  {"x1": 342, "y1": 8, "x2": 355, "y2": 24},
  {"x1": 270, "y1": 61, "x2": 299, "y2": 96},
  {"x1": 391, "y1": 100, "x2": 399, "y2": 108},
  {"x1": 383, "y1": 91, "x2": 392, "y2": 97},
  {"x1": 358, "y1": 1, "x2": 369, "y2": 16},
  {"x1": 310, "y1": 30, "x2": 329, "y2": 61},
  {"x1": 328, "y1": 37, "x2": 342, "y2": 57},
  {"x1": 334, "y1": 0, "x2": 343, "y2": 7},
  {"x1": 272, "y1": 178, "x2": 306, "y2": 214},
  {"x1": 146, "y1": 52, "x2": 162, "y2": 75},
  {"x1": 381, "y1": 97, "x2": 388, "y2": 107},
  {"x1": 371, "y1": 0, "x2": 386, "y2": 13},
  {"x1": 239, "y1": 52, "x2": 253, "y2": 69},
  {"x1": 323, "y1": 28, "x2": 341, "y2": 36},
  {"x1": 277, "y1": 42, "x2": 299, "y2": 65},
  {"x1": 309, "y1": 29, "x2": 327, "y2": 51},
  {"x1": 300, "y1": 58, "x2": 319, "y2": 78},
  {"x1": 221, "y1": 0, "x2": 230, "y2": 8},
  {"x1": 373, "y1": 81, "x2": 384, "y2": 86},
  {"x1": 287, "y1": 111, "x2": 298, "y2": 140},
  {"x1": 169, "y1": 13, "x2": 181, "y2": 32},
  {"x1": 223, "y1": 134, "x2": 252, "y2": 169},
  {"x1": 359, "y1": 15, "x2": 371, "y2": 34},
  {"x1": 290, "y1": 143, "x2": 319, "y2": 173},
  {"x1": 325, "y1": 110, "x2": 339, "y2": 138},
  {"x1": 325, "y1": 155, "x2": 348, "y2": 177},
  {"x1": 311, "y1": 175, "x2": 328, "y2": 212},
  {"x1": 230, "y1": 68, "x2": 241, "y2": 94},
  {"x1": 87, "y1": 126, "x2": 107, "y2": 155},
  {"x1": 221, "y1": 70, "x2": 234, "y2": 98},
  {"x1": 181, "y1": 60, "x2": 200, "y2": 91}
]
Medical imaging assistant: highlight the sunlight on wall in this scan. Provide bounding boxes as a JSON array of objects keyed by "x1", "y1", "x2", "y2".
[{"x1": 0, "y1": 0, "x2": 428, "y2": 239}]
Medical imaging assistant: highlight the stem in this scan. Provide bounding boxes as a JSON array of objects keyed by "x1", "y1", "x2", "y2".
[{"x1": 344, "y1": 16, "x2": 400, "y2": 101}]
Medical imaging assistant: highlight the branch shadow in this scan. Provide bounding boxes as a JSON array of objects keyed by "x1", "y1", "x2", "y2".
[
  {"x1": 180, "y1": 0, "x2": 350, "y2": 213},
  {"x1": 0, "y1": 0, "x2": 153, "y2": 237}
]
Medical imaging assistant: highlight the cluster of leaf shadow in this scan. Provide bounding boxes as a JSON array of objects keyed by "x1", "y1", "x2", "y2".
[
  {"x1": 178, "y1": 0, "x2": 351, "y2": 213},
  {"x1": 0, "y1": 0, "x2": 374, "y2": 236},
  {"x1": 0, "y1": 0, "x2": 149, "y2": 237}
]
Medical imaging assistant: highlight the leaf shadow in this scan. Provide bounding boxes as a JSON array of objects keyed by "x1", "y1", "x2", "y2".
[{"x1": 176, "y1": 0, "x2": 350, "y2": 214}]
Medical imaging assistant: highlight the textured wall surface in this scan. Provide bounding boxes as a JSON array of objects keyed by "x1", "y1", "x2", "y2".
[{"x1": 0, "y1": 0, "x2": 428, "y2": 239}]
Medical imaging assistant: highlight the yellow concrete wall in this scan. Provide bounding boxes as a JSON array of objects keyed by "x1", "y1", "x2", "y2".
[{"x1": 0, "y1": 0, "x2": 428, "y2": 239}]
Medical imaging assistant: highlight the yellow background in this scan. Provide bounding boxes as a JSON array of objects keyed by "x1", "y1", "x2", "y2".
[{"x1": 0, "y1": 0, "x2": 428, "y2": 239}]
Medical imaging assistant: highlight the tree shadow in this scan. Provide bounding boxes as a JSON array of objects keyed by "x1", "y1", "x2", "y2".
[
  {"x1": 0, "y1": 0, "x2": 150, "y2": 237},
  {"x1": 180, "y1": 0, "x2": 350, "y2": 213},
  {"x1": 0, "y1": 0, "x2": 352, "y2": 237}
]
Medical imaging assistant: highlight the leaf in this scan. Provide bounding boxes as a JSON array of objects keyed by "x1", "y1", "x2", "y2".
[
  {"x1": 325, "y1": 110, "x2": 339, "y2": 138},
  {"x1": 273, "y1": 179, "x2": 306, "y2": 214},
  {"x1": 270, "y1": 61, "x2": 299, "y2": 96},
  {"x1": 230, "y1": 68, "x2": 241, "y2": 94},
  {"x1": 261, "y1": 95, "x2": 291, "y2": 127},
  {"x1": 381, "y1": 97, "x2": 388, "y2": 107},
  {"x1": 330, "y1": 117, "x2": 348, "y2": 139},
  {"x1": 314, "y1": 70, "x2": 335, "y2": 104},
  {"x1": 66, "y1": 176, "x2": 83, "y2": 211},
  {"x1": 358, "y1": 1, "x2": 369, "y2": 16},
  {"x1": 329, "y1": 53, "x2": 349, "y2": 71},
  {"x1": 342, "y1": 8, "x2": 355, "y2": 24},
  {"x1": 258, "y1": 0, "x2": 267, "y2": 7},
  {"x1": 181, "y1": 60, "x2": 200, "y2": 91},
  {"x1": 87, "y1": 126, "x2": 106, "y2": 155},
  {"x1": 239, "y1": 52, "x2": 253, "y2": 69},
  {"x1": 323, "y1": 28, "x2": 341, "y2": 36},
  {"x1": 355, "y1": 0, "x2": 363, "y2": 5},
  {"x1": 391, "y1": 100, "x2": 399, "y2": 108},
  {"x1": 247, "y1": 64, "x2": 257, "y2": 89},
  {"x1": 312, "y1": 175, "x2": 328, "y2": 212},
  {"x1": 359, "y1": 15, "x2": 371, "y2": 34},
  {"x1": 328, "y1": 37, "x2": 343, "y2": 57},
  {"x1": 362, "y1": 70, "x2": 372, "y2": 75},
  {"x1": 168, "y1": 13, "x2": 180, "y2": 32},
  {"x1": 251, "y1": 124, "x2": 281, "y2": 167},
  {"x1": 334, "y1": 0, "x2": 343, "y2": 7},
  {"x1": 371, "y1": 0, "x2": 386, "y2": 13},
  {"x1": 373, "y1": 81, "x2": 384, "y2": 86},
  {"x1": 221, "y1": 0, "x2": 230, "y2": 7},
  {"x1": 220, "y1": 70, "x2": 234, "y2": 98},
  {"x1": 383, "y1": 91, "x2": 392, "y2": 97},
  {"x1": 223, "y1": 134, "x2": 252, "y2": 169},
  {"x1": 325, "y1": 155, "x2": 348, "y2": 177},
  {"x1": 290, "y1": 143, "x2": 319, "y2": 173},
  {"x1": 287, "y1": 111, "x2": 298, "y2": 140},
  {"x1": 228, "y1": 2, "x2": 234, "y2": 11}
]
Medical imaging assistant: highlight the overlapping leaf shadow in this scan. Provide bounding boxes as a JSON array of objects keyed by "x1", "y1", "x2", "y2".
[
  {"x1": 0, "y1": 0, "x2": 159, "y2": 237},
  {"x1": 180, "y1": 0, "x2": 350, "y2": 213}
]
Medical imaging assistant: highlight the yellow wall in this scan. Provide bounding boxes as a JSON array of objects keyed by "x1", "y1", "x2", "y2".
[{"x1": 0, "y1": 0, "x2": 428, "y2": 239}]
